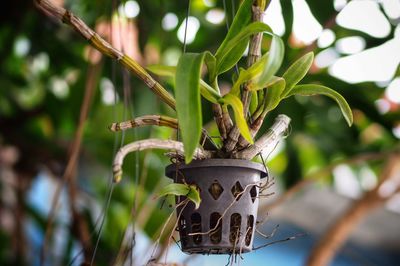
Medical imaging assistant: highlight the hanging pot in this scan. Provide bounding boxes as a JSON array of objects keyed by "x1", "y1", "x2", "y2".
[{"x1": 165, "y1": 159, "x2": 268, "y2": 254}]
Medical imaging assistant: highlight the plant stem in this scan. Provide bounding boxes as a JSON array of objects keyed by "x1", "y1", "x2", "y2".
[
  {"x1": 224, "y1": 1, "x2": 267, "y2": 152},
  {"x1": 34, "y1": 0, "x2": 176, "y2": 110}
]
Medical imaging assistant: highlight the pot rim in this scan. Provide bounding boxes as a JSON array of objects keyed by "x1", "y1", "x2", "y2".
[{"x1": 165, "y1": 158, "x2": 268, "y2": 178}]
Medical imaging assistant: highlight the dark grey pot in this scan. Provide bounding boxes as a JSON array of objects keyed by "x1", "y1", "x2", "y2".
[{"x1": 165, "y1": 159, "x2": 268, "y2": 255}]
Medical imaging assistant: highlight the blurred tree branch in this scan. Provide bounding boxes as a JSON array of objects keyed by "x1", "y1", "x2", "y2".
[
  {"x1": 40, "y1": 53, "x2": 102, "y2": 265},
  {"x1": 307, "y1": 154, "x2": 400, "y2": 266}
]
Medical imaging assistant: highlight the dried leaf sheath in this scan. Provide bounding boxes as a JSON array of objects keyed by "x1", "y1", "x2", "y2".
[
  {"x1": 112, "y1": 139, "x2": 212, "y2": 183},
  {"x1": 109, "y1": 115, "x2": 214, "y2": 150},
  {"x1": 34, "y1": 0, "x2": 176, "y2": 110},
  {"x1": 109, "y1": 115, "x2": 178, "y2": 131},
  {"x1": 233, "y1": 114, "x2": 290, "y2": 159}
]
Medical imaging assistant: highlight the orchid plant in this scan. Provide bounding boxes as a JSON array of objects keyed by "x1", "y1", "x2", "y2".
[{"x1": 35, "y1": 0, "x2": 352, "y2": 206}]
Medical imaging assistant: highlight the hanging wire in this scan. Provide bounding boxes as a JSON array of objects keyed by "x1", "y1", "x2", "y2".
[
  {"x1": 89, "y1": 0, "x2": 123, "y2": 264},
  {"x1": 223, "y1": 0, "x2": 239, "y2": 75}
]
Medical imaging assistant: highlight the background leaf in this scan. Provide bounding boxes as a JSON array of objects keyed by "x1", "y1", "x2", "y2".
[{"x1": 286, "y1": 84, "x2": 353, "y2": 126}]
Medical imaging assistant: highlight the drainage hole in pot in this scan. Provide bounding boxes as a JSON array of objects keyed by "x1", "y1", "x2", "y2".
[
  {"x1": 179, "y1": 217, "x2": 188, "y2": 247},
  {"x1": 245, "y1": 215, "x2": 254, "y2": 246},
  {"x1": 229, "y1": 213, "x2": 242, "y2": 244},
  {"x1": 191, "y1": 213, "x2": 202, "y2": 245},
  {"x1": 209, "y1": 212, "x2": 222, "y2": 244},
  {"x1": 208, "y1": 180, "x2": 224, "y2": 200},
  {"x1": 231, "y1": 181, "x2": 244, "y2": 201},
  {"x1": 250, "y1": 185, "x2": 258, "y2": 203}
]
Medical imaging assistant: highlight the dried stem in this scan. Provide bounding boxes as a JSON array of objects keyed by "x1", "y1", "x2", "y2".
[
  {"x1": 233, "y1": 114, "x2": 290, "y2": 159},
  {"x1": 109, "y1": 115, "x2": 216, "y2": 150},
  {"x1": 34, "y1": 0, "x2": 176, "y2": 110},
  {"x1": 112, "y1": 139, "x2": 212, "y2": 183},
  {"x1": 109, "y1": 115, "x2": 178, "y2": 131}
]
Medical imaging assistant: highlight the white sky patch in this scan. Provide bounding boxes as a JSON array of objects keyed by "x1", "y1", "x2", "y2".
[
  {"x1": 177, "y1": 16, "x2": 200, "y2": 44},
  {"x1": 381, "y1": 0, "x2": 400, "y2": 20},
  {"x1": 336, "y1": 0, "x2": 391, "y2": 38},
  {"x1": 392, "y1": 124, "x2": 400, "y2": 139},
  {"x1": 385, "y1": 77, "x2": 400, "y2": 104},
  {"x1": 205, "y1": 8, "x2": 225, "y2": 25},
  {"x1": 329, "y1": 38, "x2": 400, "y2": 83},
  {"x1": 124, "y1": 1, "x2": 140, "y2": 18},
  {"x1": 315, "y1": 48, "x2": 340, "y2": 68},
  {"x1": 292, "y1": 0, "x2": 322, "y2": 45},
  {"x1": 100, "y1": 78, "x2": 118, "y2": 105},
  {"x1": 14, "y1": 36, "x2": 30, "y2": 57},
  {"x1": 395, "y1": 24, "x2": 400, "y2": 39},
  {"x1": 162, "y1": 13, "x2": 178, "y2": 31},
  {"x1": 334, "y1": 164, "x2": 362, "y2": 198},
  {"x1": 336, "y1": 36, "x2": 366, "y2": 54},
  {"x1": 263, "y1": 0, "x2": 285, "y2": 36},
  {"x1": 317, "y1": 29, "x2": 336, "y2": 48},
  {"x1": 334, "y1": 0, "x2": 348, "y2": 11}
]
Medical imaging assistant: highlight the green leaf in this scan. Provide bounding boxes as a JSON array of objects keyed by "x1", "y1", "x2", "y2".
[
  {"x1": 220, "y1": 94, "x2": 253, "y2": 143},
  {"x1": 264, "y1": 77, "x2": 286, "y2": 113},
  {"x1": 281, "y1": 52, "x2": 314, "y2": 97},
  {"x1": 187, "y1": 185, "x2": 201, "y2": 209},
  {"x1": 214, "y1": 0, "x2": 253, "y2": 75},
  {"x1": 148, "y1": 64, "x2": 221, "y2": 104},
  {"x1": 215, "y1": 22, "x2": 274, "y2": 75},
  {"x1": 147, "y1": 65, "x2": 176, "y2": 77},
  {"x1": 254, "y1": 34, "x2": 285, "y2": 89},
  {"x1": 200, "y1": 80, "x2": 221, "y2": 104},
  {"x1": 175, "y1": 53, "x2": 204, "y2": 163},
  {"x1": 157, "y1": 183, "x2": 201, "y2": 209},
  {"x1": 286, "y1": 84, "x2": 353, "y2": 126},
  {"x1": 230, "y1": 32, "x2": 284, "y2": 93},
  {"x1": 231, "y1": 53, "x2": 269, "y2": 95},
  {"x1": 204, "y1": 51, "x2": 217, "y2": 82}
]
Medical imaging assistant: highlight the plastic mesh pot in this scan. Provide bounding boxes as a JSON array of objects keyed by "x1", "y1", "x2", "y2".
[{"x1": 165, "y1": 159, "x2": 268, "y2": 254}]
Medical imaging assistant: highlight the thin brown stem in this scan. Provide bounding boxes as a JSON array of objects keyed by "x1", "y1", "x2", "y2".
[{"x1": 40, "y1": 58, "x2": 101, "y2": 265}]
